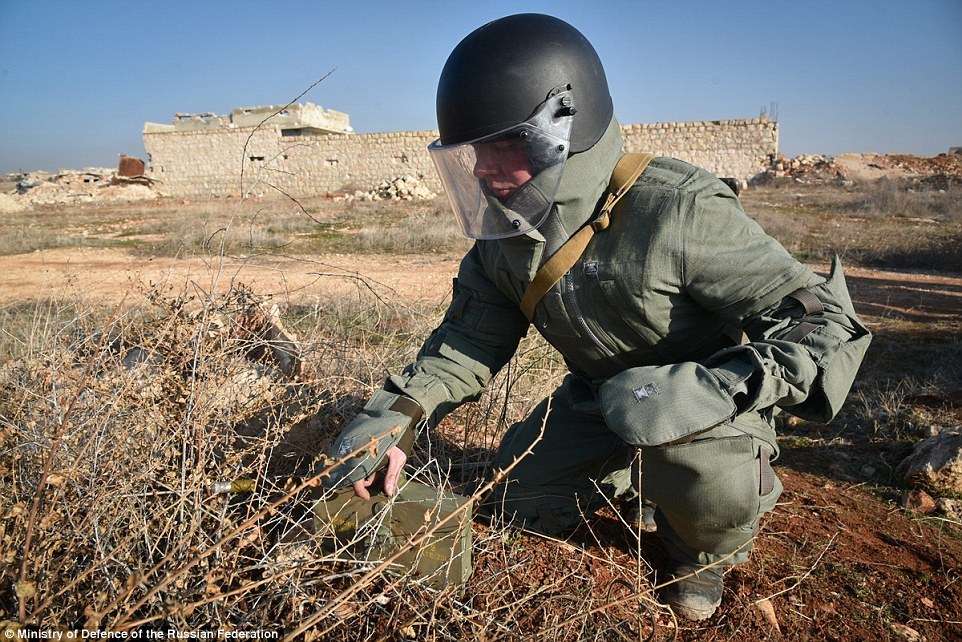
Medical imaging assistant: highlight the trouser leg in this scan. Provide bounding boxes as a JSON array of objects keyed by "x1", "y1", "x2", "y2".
[
  {"x1": 477, "y1": 375, "x2": 634, "y2": 536},
  {"x1": 478, "y1": 376, "x2": 782, "y2": 567},
  {"x1": 640, "y1": 413, "x2": 782, "y2": 567}
]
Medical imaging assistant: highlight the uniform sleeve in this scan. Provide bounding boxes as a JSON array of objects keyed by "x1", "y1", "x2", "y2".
[
  {"x1": 386, "y1": 245, "x2": 530, "y2": 426},
  {"x1": 682, "y1": 185, "x2": 871, "y2": 422},
  {"x1": 704, "y1": 256, "x2": 872, "y2": 422},
  {"x1": 681, "y1": 185, "x2": 816, "y2": 322}
]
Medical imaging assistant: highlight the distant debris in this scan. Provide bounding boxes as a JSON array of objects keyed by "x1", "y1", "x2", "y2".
[
  {"x1": 118, "y1": 154, "x2": 146, "y2": 177},
  {"x1": 950, "y1": 147, "x2": 962, "y2": 155},
  {"x1": 17, "y1": 178, "x2": 47, "y2": 193},
  {"x1": 1, "y1": 157, "x2": 162, "y2": 210},
  {"x1": 114, "y1": 154, "x2": 157, "y2": 188},
  {"x1": 756, "y1": 153, "x2": 837, "y2": 185},
  {"x1": 757, "y1": 152, "x2": 962, "y2": 188},
  {"x1": 334, "y1": 174, "x2": 437, "y2": 203}
]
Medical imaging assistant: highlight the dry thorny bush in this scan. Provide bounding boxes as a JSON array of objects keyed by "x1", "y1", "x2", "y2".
[{"x1": 0, "y1": 272, "x2": 669, "y2": 640}]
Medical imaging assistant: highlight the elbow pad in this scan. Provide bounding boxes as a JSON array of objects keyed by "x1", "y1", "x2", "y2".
[
  {"x1": 770, "y1": 256, "x2": 872, "y2": 421},
  {"x1": 724, "y1": 256, "x2": 871, "y2": 422}
]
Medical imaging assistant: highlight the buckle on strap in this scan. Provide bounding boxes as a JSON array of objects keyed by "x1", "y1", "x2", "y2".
[{"x1": 591, "y1": 211, "x2": 611, "y2": 232}]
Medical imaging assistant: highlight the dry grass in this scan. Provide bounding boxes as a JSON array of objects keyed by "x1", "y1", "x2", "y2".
[
  {"x1": 5, "y1": 179, "x2": 958, "y2": 268},
  {"x1": 5, "y1": 179, "x2": 957, "y2": 270},
  {"x1": 742, "y1": 181, "x2": 962, "y2": 272},
  {"x1": 0, "y1": 196, "x2": 470, "y2": 260},
  {"x1": 3, "y1": 268, "x2": 633, "y2": 638}
]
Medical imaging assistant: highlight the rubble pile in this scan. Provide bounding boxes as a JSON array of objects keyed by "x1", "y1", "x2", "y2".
[
  {"x1": 760, "y1": 151, "x2": 962, "y2": 187},
  {"x1": 0, "y1": 168, "x2": 161, "y2": 211},
  {"x1": 882, "y1": 153, "x2": 962, "y2": 189},
  {"x1": 762, "y1": 153, "x2": 841, "y2": 185},
  {"x1": 337, "y1": 175, "x2": 437, "y2": 202}
]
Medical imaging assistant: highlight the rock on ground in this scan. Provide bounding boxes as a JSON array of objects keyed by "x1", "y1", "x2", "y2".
[
  {"x1": 897, "y1": 430, "x2": 962, "y2": 495},
  {"x1": 0, "y1": 193, "x2": 27, "y2": 213}
]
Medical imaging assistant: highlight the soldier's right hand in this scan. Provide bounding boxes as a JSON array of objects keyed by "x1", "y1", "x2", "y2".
[
  {"x1": 323, "y1": 389, "x2": 422, "y2": 492},
  {"x1": 351, "y1": 445, "x2": 408, "y2": 500}
]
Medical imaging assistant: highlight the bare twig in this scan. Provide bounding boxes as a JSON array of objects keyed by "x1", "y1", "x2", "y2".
[
  {"x1": 104, "y1": 426, "x2": 403, "y2": 629},
  {"x1": 755, "y1": 531, "x2": 839, "y2": 603},
  {"x1": 16, "y1": 292, "x2": 129, "y2": 622},
  {"x1": 285, "y1": 401, "x2": 552, "y2": 641}
]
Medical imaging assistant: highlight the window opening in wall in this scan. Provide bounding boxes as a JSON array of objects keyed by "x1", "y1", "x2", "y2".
[{"x1": 249, "y1": 156, "x2": 265, "y2": 162}]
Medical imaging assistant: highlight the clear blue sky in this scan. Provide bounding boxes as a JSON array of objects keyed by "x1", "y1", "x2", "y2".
[{"x1": 1, "y1": 0, "x2": 960, "y2": 174}]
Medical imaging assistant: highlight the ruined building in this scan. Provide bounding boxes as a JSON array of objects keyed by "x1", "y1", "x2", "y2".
[{"x1": 143, "y1": 103, "x2": 778, "y2": 198}]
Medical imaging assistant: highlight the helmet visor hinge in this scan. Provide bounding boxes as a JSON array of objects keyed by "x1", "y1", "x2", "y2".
[{"x1": 549, "y1": 85, "x2": 577, "y2": 117}]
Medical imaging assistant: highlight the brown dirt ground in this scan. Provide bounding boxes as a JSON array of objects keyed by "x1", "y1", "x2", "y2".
[
  {"x1": 3, "y1": 248, "x2": 960, "y2": 315},
  {"x1": 0, "y1": 247, "x2": 460, "y2": 307},
  {"x1": 465, "y1": 468, "x2": 962, "y2": 641}
]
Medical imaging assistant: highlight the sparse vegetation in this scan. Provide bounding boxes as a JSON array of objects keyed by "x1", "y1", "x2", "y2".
[
  {"x1": 5, "y1": 180, "x2": 958, "y2": 267},
  {"x1": 743, "y1": 180, "x2": 962, "y2": 272},
  {"x1": 1, "y1": 177, "x2": 961, "y2": 639}
]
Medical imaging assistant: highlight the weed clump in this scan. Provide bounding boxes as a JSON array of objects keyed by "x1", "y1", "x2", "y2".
[{"x1": 4, "y1": 281, "x2": 652, "y2": 639}]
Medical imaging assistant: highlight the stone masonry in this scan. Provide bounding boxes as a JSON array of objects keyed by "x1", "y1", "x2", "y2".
[{"x1": 143, "y1": 105, "x2": 777, "y2": 198}]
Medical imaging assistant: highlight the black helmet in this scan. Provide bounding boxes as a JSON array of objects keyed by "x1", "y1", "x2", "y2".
[{"x1": 436, "y1": 13, "x2": 613, "y2": 154}]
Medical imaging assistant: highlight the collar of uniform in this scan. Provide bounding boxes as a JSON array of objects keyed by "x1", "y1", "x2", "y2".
[{"x1": 551, "y1": 114, "x2": 625, "y2": 241}]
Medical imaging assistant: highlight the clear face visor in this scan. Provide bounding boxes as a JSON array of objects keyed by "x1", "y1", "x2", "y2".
[{"x1": 428, "y1": 89, "x2": 575, "y2": 240}]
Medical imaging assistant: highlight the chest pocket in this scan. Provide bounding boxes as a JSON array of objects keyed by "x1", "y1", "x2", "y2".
[{"x1": 538, "y1": 291, "x2": 580, "y2": 338}]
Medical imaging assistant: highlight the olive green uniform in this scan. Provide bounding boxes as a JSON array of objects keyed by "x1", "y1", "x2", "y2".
[{"x1": 377, "y1": 117, "x2": 869, "y2": 566}]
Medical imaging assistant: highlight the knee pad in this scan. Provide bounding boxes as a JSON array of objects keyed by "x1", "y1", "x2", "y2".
[{"x1": 642, "y1": 433, "x2": 781, "y2": 556}]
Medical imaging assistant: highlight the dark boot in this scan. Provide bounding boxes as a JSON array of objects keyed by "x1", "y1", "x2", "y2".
[
  {"x1": 661, "y1": 562, "x2": 725, "y2": 621},
  {"x1": 622, "y1": 498, "x2": 658, "y2": 532}
]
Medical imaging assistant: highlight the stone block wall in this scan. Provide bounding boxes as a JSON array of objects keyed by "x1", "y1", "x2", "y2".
[
  {"x1": 143, "y1": 118, "x2": 777, "y2": 198},
  {"x1": 622, "y1": 118, "x2": 778, "y2": 181}
]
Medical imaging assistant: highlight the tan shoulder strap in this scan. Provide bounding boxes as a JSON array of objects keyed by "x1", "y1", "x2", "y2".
[{"x1": 519, "y1": 152, "x2": 654, "y2": 321}]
